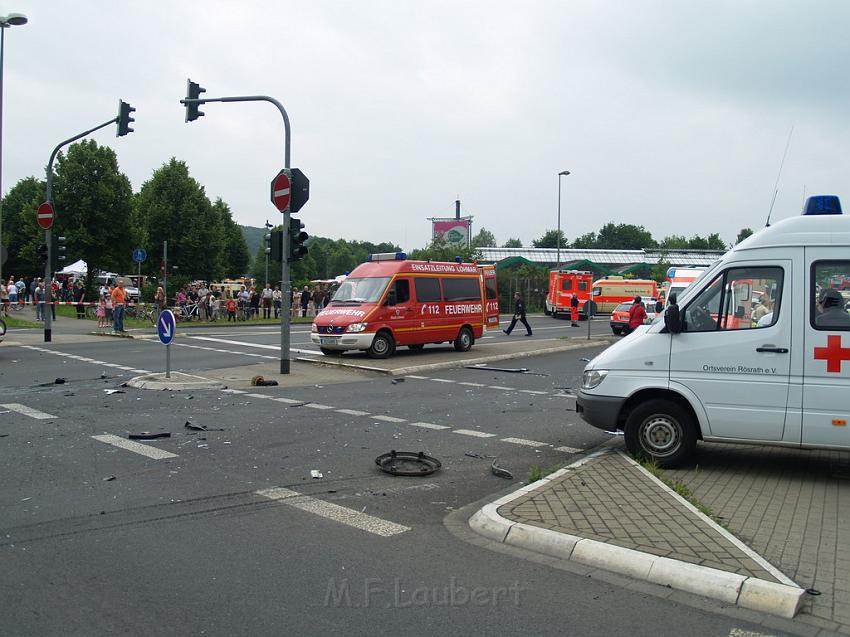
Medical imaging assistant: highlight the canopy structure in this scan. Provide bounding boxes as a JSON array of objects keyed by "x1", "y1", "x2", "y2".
[{"x1": 58, "y1": 259, "x2": 87, "y2": 275}]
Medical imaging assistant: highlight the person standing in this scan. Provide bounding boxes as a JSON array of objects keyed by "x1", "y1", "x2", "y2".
[
  {"x1": 34, "y1": 280, "x2": 45, "y2": 321},
  {"x1": 262, "y1": 283, "x2": 273, "y2": 319},
  {"x1": 273, "y1": 285, "x2": 282, "y2": 318},
  {"x1": 299, "y1": 285, "x2": 311, "y2": 318},
  {"x1": 111, "y1": 280, "x2": 127, "y2": 333},
  {"x1": 503, "y1": 292, "x2": 533, "y2": 336},
  {"x1": 623, "y1": 295, "x2": 647, "y2": 336},
  {"x1": 154, "y1": 286, "x2": 166, "y2": 320},
  {"x1": 570, "y1": 293, "x2": 580, "y2": 327},
  {"x1": 73, "y1": 281, "x2": 86, "y2": 319}
]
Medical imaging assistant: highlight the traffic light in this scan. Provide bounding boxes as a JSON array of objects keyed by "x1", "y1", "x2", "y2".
[
  {"x1": 52, "y1": 235, "x2": 66, "y2": 267},
  {"x1": 37, "y1": 243, "x2": 48, "y2": 265},
  {"x1": 269, "y1": 229, "x2": 284, "y2": 262},
  {"x1": 289, "y1": 218, "x2": 308, "y2": 262},
  {"x1": 290, "y1": 168, "x2": 310, "y2": 213},
  {"x1": 117, "y1": 100, "x2": 136, "y2": 136},
  {"x1": 183, "y1": 79, "x2": 205, "y2": 123},
  {"x1": 264, "y1": 232, "x2": 272, "y2": 255}
]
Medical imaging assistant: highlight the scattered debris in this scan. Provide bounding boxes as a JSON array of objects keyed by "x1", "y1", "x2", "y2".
[
  {"x1": 21, "y1": 497, "x2": 32, "y2": 502},
  {"x1": 0, "y1": 434, "x2": 8, "y2": 438},
  {"x1": 310, "y1": 469, "x2": 323, "y2": 479},
  {"x1": 603, "y1": 430, "x2": 624, "y2": 436},
  {"x1": 579, "y1": 357, "x2": 591, "y2": 362},
  {"x1": 806, "y1": 588, "x2": 822, "y2": 596},
  {"x1": 391, "y1": 378, "x2": 405, "y2": 384},
  {"x1": 465, "y1": 365, "x2": 529, "y2": 373},
  {"x1": 183, "y1": 421, "x2": 224, "y2": 432},
  {"x1": 100, "y1": 373, "x2": 108, "y2": 379},
  {"x1": 103, "y1": 475, "x2": 116, "y2": 482},
  {"x1": 251, "y1": 375, "x2": 279, "y2": 386},
  {"x1": 128, "y1": 432, "x2": 171, "y2": 440},
  {"x1": 290, "y1": 401, "x2": 312, "y2": 408},
  {"x1": 464, "y1": 451, "x2": 495, "y2": 459},
  {"x1": 54, "y1": 378, "x2": 66, "y2": 385},
  {"x1": 490, "y1": 459, "x2": 514, "y2": 480},
  {"x1": 104, "y1": 389, "x2": 125, "y2": 395},
  {"x1": 375, "y1": 450, "x2": 442, "y2": 476}
]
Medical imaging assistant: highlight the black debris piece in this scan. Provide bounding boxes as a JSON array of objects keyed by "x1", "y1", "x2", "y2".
[
  {"x1": 54, "y1": 378, "x2": 66, "y2": 384},
  {"x1": 103, "y1": 475, "x2": 116, "y2": 482},
  {"x1": 0, "y1": 434, "x2": 9, "y2": 438},
  {"x1": 490, "y1": 459, "x2": 514, "y2": 480},
  {"x1": 465, "y1": 365, "x2": 529, "y2": 373},
  {"x1": 375, "y1": 450, "x2": 441, "y2": 476},
  {"x1": 391, "y1": 378, "x2": 405, "y2": 384},
  {"x1": 128, "y1": 432, "x2": 172, "y2": 440},
  {"x1": 184, "y1": 421, "x2": 224, "y2": 432}
]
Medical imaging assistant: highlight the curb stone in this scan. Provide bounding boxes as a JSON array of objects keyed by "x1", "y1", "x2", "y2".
[
  {"x1": 126, "y1": 372, "x2": 225, "y2": 391},
  {"x1": 467, "y1": 449, "x2": 806, "y2": 619}
]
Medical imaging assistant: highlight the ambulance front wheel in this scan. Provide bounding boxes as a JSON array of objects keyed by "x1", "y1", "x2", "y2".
[
  {"x1": 454, "y1": 326, "x2": 473, "y2": 352},
  {"x1": 367, "y1": 331, "x2": 395, "y2": 359},
  {"x1": 623, "y1": 399, "x2": 697, "y2": 468}
]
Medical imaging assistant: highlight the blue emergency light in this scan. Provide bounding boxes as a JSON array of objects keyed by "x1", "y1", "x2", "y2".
[
  {"x1": 367, "y1": 252, "x2": 407, "y2": 262},
  {"x1": 803, "y1": 195, "x2": 842, "y2": 216}
]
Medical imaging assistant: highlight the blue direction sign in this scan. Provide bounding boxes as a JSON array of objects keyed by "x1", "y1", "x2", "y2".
[
  {"x1": 157, "y1": 309, "x2": 175, "y2": 345},
  {"x1": 132, "y1": 248, "x2": 147, "y2": 263}
]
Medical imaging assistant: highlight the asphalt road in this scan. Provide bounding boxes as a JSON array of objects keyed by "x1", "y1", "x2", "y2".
[{"x1": 0, "y1": 321, "x2": 788, "y2": 636}]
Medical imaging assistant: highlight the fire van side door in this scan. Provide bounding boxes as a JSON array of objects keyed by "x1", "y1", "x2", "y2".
[
  {"x1": 801, "y1": 251, "x2": 850, "y2": 447},
  {"x1": 480, "y1": 265, "x2": 500, "y2": 330}
]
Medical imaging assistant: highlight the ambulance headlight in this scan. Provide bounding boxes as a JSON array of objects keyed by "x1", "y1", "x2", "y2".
[
  {"x1": 346, "y1": 322, "x2": 367, "y2": 333},
  {"x1": 311, "y1": 323, "x2": 318, "y2": 333},
  {"x1": 582, "y1": 369, "x2": 608, "y2": 390}
]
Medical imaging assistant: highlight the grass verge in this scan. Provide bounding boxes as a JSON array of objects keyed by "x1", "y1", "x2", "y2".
[{"x1": 639, "y1": 460, "x2": 720, "y2": 523}]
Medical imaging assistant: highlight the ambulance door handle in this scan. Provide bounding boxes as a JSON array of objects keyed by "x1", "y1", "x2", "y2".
[{"x1": 756, "y1": 346, "x2": 788, "y2": 354}]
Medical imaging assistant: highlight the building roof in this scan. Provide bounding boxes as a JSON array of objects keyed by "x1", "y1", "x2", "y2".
[{"x1": 478, "y1": 248, "x2": 722, "y2": 268}]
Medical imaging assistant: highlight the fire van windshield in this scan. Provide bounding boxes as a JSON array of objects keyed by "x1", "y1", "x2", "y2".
[{"x1": 330, "y1": 277, "x2": 391, "y2": 305}]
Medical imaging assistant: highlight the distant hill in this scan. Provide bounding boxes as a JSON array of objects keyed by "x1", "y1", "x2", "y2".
[{"x1": 240, "y1": 225, "x2": 267, "y2": 258}]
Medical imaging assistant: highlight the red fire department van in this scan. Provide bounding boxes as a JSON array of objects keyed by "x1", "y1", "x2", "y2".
[
  {"x1": 544, "y1": 270, "x2": 595, "y2": 319},
  {"x1": 311, "y1": 253, "x2": 499, "y2": 358}
]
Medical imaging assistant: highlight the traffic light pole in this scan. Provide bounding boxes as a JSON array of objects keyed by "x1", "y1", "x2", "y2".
[
  {"x1": 182, "y1": 92, "x2": 293, "y2": 373},
  {"x1": 42, "y1": 117, "x2": 118, "y2": 342}
]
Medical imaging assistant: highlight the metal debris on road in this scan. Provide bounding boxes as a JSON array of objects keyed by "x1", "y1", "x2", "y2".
[
  {"x1": 579, "y1": 357, "x2": 591, "y2": 362},
  {"x1": 251, "y1": 375, "x2": 279, "y2": 386},
  {"x1": 391, "y1": 378, "x2": 405, "y2": 384},
  {"x1": 375, "y1": 450, "x2": 442, "y2": 476},
  {"x1": 128, "y1": 432, "x2": 172, "y2": 440},
  {"x1": 465, "y1": 364, "x2": 529, "y2": 373},
  {"x1": 103, "y1": 476, "x2": 116, "y2": 481},
  {"x1": 184, "y1": 421, "x2": 224, "y2": 432},
  {"x1": 490, "y1": 459, "x2": 514, "y2": 480},
  {"x1": 310, "y1": 469, "x2": 324, "y2": 479},
  {"x1": 464, "y1": 451, "x2": 496, "y2": 459},
  {"x1": 54, "y1": 378, "x2": 66, "y2": 384},
  {"x1": 104, "y1": 389, "x2": 125, "y2": 395}
]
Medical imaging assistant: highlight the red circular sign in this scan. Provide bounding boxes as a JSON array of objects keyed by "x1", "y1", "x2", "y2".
[
  {"x1": 36, "y1": 202, "x2": 54, "y2": 230},
  {"x1": 270, "y1": 171, "x2": 291, "y2": 211}
]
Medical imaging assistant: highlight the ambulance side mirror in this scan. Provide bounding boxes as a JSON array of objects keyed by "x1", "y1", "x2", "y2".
[{"x1": 664, "y1": 305, "x2": 682, "y2": 334}]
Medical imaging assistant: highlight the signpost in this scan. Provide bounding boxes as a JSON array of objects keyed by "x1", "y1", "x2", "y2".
[
  {"x1": 36, "y1": 202, "x2": 54, "y2": 230},
  {"x1": 270, "y1": 170, "x2": 291, "y2": 212},
  {"x1": 132, "y1": 248, "x2": 146, "y2": 293},
  {"x1": 157, "y1": 309, "x2": 176, "y2": 378}
]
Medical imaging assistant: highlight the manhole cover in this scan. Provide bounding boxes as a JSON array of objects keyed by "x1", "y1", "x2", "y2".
[{"x1": 375, "y1": 450, "x2": 441, "y2": 476}]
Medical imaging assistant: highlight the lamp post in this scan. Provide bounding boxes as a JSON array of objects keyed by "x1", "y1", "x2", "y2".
[
  {"x1": 0, "y1": 12, "x2": 27, "y2": 289},
  {"x1": 556, "y1": 170, "x2": 570, "y2": 268}
]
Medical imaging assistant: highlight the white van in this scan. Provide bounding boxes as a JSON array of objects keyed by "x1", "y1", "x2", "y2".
[{"x1": 577, "y1": 196, "x2": 850, "y2": 466}]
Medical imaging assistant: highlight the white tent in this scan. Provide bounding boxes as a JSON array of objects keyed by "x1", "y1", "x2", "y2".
[{"x1": 58, "y1": 259, "x2": 87, "y2": 275}]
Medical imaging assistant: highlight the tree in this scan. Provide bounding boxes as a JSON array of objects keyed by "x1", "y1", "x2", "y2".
[
  {"x1": 571, "y1": 232, "x2": 598, "y2": 249},
  {"x1": 704, "y1": 233, "x2": 726, "y2": 251},
  {"x1": 471, "y1": 227, "x2": 496, "y2": 248},
  {"x1": 502, "y1": 238, "x2": 523, "y2": 248},
  {"x1": 213, "y1": 198, "x2": 251, "y2": 277},
  {"x1": 51, "y1": 140, "x2": 134, "y2": 284},
  {"x1": 134, "y1": 158, "x2": 225, "y2": 282},
  {"x1": 595, "y1": 223, "x2": 656, "y2": 249},
  {"x1": 651, "y1": 258, "x2": 672, "y2": 283},
  {"x1": 658, "y1": 235, "x2": 689, "y2": 250},
  {"x1": 2, "y1": 176, "x2": 45, "y2": 277},
  {"x1": 532, "y1": 229, "x2": 567, "y2": 249},
  {"x1": 408, "y1": 238, "x2": 481, "y2": 263},
  {"x1": 735, "y1": 228, "x2": 754, "y2": 244}
]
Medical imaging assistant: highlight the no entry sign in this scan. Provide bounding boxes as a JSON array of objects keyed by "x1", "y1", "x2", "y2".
[
  {"x1": 270, "y1": 170, "x2": 291, "y2": 212},
  {"x1": 37, "y1": 202, "x2": 54, "y2": 230}
]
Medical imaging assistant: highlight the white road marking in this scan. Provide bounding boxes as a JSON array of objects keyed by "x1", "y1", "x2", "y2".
[
  {"x1": 244, "y1": 393, "x2": 274, "y2": 399},
  {"x1": 304, "y1": 403, "x2": 334, "y2": 410},
  {"x1": 336, "y1": 409, "x2": 371, "y2": 416},
  {"x1": 0, "y1": 403, "x2": 57, "y2": 420},
  {"x1": 519, "y1": 389, "x2": 548, "y2": 395},
  {"x1": 501, "y1": 437, "x2": 549, "y2": 448},
  {"x1": 458, "y1": 381, "x2": 486, "y2": 387},
  {"x1": 273, "y1": 397, "x2": 302, "y2": 404},
  {"x1": 453, "y1": 429, "x2": 496, "y2": 438},
  {"x1": 189, "y1": 336, "x2": 279, "y2": 350},
  {"x1": 91, "y1": 434, "x2": 178, "y2": 460},
  {"x1": 405, "y1": 375, "x2": 428, "y2": 379},
  {"x1": 728, "y1": 629, "x2": 778, "y2": 637},
  {"x1": 222, "y1": 388, "x2": 246, "y2": 394},
  {"x1": 408, "y1": 422, "x2": 451, "y2": 430},
  {"x1": 371, "y1": 415, "x2": 407, "y2": 423},
  {"x1": 488, "y1": 385, "x2": 513, "y2": 391},
  {"x1": 256, "y1": 487, "x2": 410, "y2": 537},
  {"x1": 555, "y1": 446, "x2": 584, "y2": 454},
  {"x1": 429, "y1": 378, "x2": 455, "y2": 383}
]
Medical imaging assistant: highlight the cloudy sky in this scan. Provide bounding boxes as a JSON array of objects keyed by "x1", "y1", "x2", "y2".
[{"x1": 3, "y1": 1, "x2": 849, "y2": 250}]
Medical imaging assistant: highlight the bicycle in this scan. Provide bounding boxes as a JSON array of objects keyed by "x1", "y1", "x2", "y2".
[
  {"x1": 132, "y1": 304, "x2": 158, "y2": 325},
  {"x1": 175, "y1": 302, "x2": 201, "y2": 322}
]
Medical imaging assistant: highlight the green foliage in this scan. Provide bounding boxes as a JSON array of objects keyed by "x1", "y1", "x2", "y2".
[
  {"x1": 214, "y1": 199, "x2": 251, "y2": 277},
  {"x1": 1, "y1": 176, "x2": 44, "y2": 277},
  {"x1": 408, "y1": 238, "x2": 481, "y2": 263},
  {"x1": 502, "y1": 238, "x2": 523, "y2": 248},
  {"x1": 470, "y1": 227, "x2": 497, "y2": 248},
  {"x1": 134, "y1": 158, "x2": 225, "y2": 282},
  {"x1": 52, "y1": 140, "x2": 135, "y2": 280},
  {"x1": 735, "y1": 227, "x2": 754, "y2": 244},
  {"x1": 532, "y1": 229, "x2": 567, "y2": 249},
  {"x1": 651, "y1": 258, "x2": 672, "y2": 283},
  {"x1": 571, "y1": 231, "x2": 597, "y2": 248}
]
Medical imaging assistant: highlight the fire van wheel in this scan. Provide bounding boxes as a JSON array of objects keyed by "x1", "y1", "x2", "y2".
[
  {"x1": 624, "y1": 399, "x2": 697, "y2": 468},
  {"x1": 454, "y1": 326, "x2": 473, "y2": 352},
  {"x1": 367, "y1": 331, "x2": 395, "y2": 359}
]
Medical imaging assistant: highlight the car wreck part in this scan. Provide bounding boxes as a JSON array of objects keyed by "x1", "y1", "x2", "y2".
[{"x1": 375, "y1": 450, "x2": 441, "y2": 476}]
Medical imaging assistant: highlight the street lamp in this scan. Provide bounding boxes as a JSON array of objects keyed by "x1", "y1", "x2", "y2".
[
  {"x1": 0, "y1": 12, "x2": 28, "y2": 288},
  {"x1": 556, "y1": 170, "x2": 570, "y2": 268}
]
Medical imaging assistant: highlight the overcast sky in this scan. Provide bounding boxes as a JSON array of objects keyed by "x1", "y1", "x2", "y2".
[{"x1": 3, "y1": 1, "x2": 849, "y2": 251}]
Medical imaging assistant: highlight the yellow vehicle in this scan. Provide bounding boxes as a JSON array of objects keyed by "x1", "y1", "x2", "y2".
[{"x1": 591, "y1": 276, "x2": 658, "y2": 313}]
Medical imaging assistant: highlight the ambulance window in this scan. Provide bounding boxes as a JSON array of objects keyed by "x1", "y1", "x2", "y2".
[
  {"x1": 561, "y1": 279, "x2": 573, "y2": 291},
  {"x1": 394, "y1": 279, "x2": 411, "y2": 304},
  {"x1": 443, "y1": 278, "x2": 480, "y2": 301},
  {"x1": 811, "y1": 261, "x2": 850, "y2": 331},
  {"x1": 415, "y1": 277, "x2": 442, "y2": 303},
  {"x1": 578, "y1": 281, "x2": 589, "y2": 292}
]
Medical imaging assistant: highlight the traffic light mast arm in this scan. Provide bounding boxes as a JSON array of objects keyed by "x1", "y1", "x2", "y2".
[{"x1": 180, "y1": 93, "x2": 291, "y2": 168}]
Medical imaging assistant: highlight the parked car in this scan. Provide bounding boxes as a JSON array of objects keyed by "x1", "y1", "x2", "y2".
[
  {"x1": 610, "y1": 298, "x2": 658, "y2": 335},
  {"x1": 96, "y1": 273, "x2": 140, "y2": 303}
]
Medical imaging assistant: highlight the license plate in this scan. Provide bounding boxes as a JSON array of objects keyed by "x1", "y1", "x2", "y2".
[{"x1": 320, "y1": 336, "x2": 339, "y2": 344}]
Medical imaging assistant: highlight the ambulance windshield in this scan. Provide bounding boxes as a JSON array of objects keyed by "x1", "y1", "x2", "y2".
[{"x1": 330, "y1": 277, "x2": 391, "y2": 304}]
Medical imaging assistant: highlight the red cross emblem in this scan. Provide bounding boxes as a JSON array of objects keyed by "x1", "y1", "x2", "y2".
[{"x1": 814, "y1": 335, "x2": 850, "y2": 373}]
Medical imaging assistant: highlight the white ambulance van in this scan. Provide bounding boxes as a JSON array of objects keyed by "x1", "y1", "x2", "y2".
[{"x1": 577, "y1": 196, "x2": 850, "y2": 467}]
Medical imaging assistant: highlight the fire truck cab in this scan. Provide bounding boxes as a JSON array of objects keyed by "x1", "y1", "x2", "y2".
[{"x1": 311, "y1": 253, "x2": 499, "y2": 358}]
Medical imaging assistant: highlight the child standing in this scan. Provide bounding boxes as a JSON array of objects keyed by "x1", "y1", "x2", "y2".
[
  {"x1": 96, "y1": 294, "x2": 107, "y2": 329},
  {"x1": 226, "y1": 297, "x2": 237, "y2": 322}
]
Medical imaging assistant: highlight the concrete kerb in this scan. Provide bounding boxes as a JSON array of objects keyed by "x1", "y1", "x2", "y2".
[
  {"x1": 126, "y1": 371, "x2": 225, "y2": 391},
  {"x1": 467, "y1": 447, "x2": 807, "y2": 620},
  {"x1": 296, "y1": 338, "x2": 609, "y2": 377}
]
